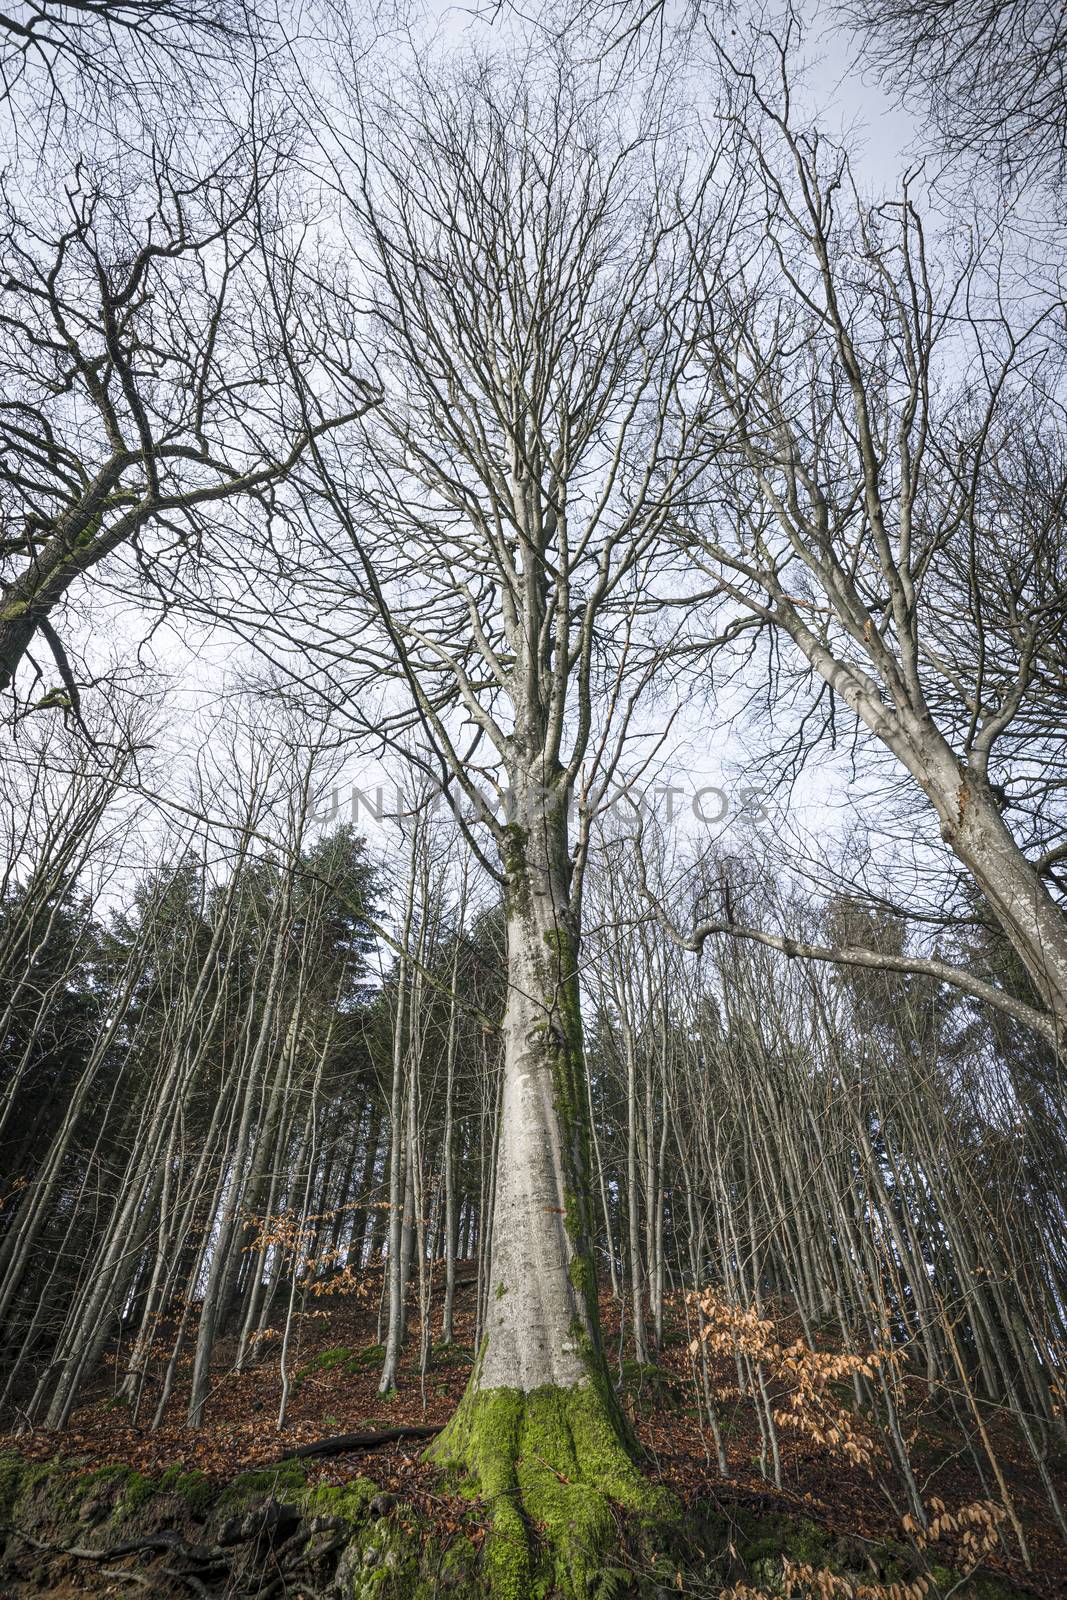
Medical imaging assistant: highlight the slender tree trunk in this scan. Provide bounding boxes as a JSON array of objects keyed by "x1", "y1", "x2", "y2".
[
  {"x1": 187, "y1": 892, "x2": 292, "y2": 1427},
  {"x1": 379, "y1": 831, "x2": 417, "y2": 1395},
  {"x1": 440, "y1": 951, "x2": 460, "y2": 1347},
  {"x1": 624, "y1": 1022, "x2": 648, "y2": 1366}
]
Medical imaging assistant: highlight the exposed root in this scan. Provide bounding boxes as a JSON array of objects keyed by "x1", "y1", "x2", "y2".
[
  {"x1": 5, "y1": 1523, "x2": 220, "y2": 1564},
  {"x1": 428, "y1": 1381, "x2": 676, "y2": 1600},
  {"x1": 6, "y1": 1524, "x2": 228, "y2": 1596},
  {"x1": 277, "y1": 1423, "x2": 442, "y2": 1461}
]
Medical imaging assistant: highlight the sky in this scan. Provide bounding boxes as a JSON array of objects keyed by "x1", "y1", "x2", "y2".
[{"x1": 1, "y1": 0, "x2": 944, "y2": 917}]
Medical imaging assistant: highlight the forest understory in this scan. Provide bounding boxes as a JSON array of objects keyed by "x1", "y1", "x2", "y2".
[{"x1": 2, "y1": 1272, "x2": 1063, "y2": 1600}]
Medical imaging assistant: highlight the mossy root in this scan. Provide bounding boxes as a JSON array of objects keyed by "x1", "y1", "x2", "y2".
[{"x1": 428, "y1": 1382, "x2": 675, "y2": 1600}]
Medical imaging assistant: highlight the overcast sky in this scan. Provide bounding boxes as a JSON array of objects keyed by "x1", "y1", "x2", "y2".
[{"x1": 11, "y1": 0, "x2": 933, "y2": 900}]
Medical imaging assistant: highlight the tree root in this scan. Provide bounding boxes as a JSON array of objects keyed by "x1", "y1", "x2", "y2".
[
  {"x1": 6, "y1": 1522, "x2": 228, "y2": 1596},
  {"x1": 276, "y1": 1422, "x2": 442, "y2": 1461},
  {"x1": 428, "y1": 1381, "x2": 676, "y2": 1600},
  {"x1": 6, "y1": 1523, "x2": 220, "y2": 1564},
  {"x1": 4, "y1": 1518, "x2": 310, "y2": 1598}
]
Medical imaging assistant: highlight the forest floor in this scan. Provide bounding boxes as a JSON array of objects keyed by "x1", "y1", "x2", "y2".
[{"x1": 2, "y1": 1269, "x2": 1065, "y2": 1596}]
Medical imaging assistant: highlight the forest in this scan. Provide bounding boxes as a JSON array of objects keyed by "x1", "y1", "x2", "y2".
[{"x1": 0, "y1": 0, "x2": 1065, "y2": 1596}]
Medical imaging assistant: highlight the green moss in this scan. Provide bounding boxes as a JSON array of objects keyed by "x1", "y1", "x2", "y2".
[
  {"x1": 348, "y1": 1343, "x2": 387, "y2": 1371},
  {"x1": 158, "y1": 1465, "x2": 213, "y2": 1517},
  {"x1": 295, "y1": 1346, "x2": 355, "y2": 1389},
  {"x1": 429, "y1": 1381, "x2": 674, "y2": 1600},
  {"x1": 116, "y1": 1471, "x2": 156, "y2": 1514},
  {"x1": 501, "y1": 825, "x2": 531, "y2": 913},
  {"x1": 0, "y1": 1456, "x2": 65, "y2": 1535},
  {"x1": 219, "y1": 1459, "x2": 307, "y2": 1510},
  {"x1": 567, "y1": 1253, "x2": 594, "y2": 1297},
  {"x1": 34, "y1": 688, "x2": 71, "y2": 711},
  {"x1": 536, "y1": 921, "x2": 604, "y2": 1350},
  {"x1": 739, "y1": 1513, "x2": 831, "y2": 1569},
  {"x1": 618, "y1": 1362, "x2": 685, "y2": 1410},
  {"x1": 716, "y1": 1507, "x2": 1035, "y2": 1600},
  {"x1": 72, "y1": 508, "x2": 106, "y2": 549},
  {"x1": 301, "y1": 1475, "x2": 379, "y2": 1526},
  {"x1": 315, "y1": 1345, "x2": 356, "y2": 1368},
  {"x1": 73, "y1": 1463, "x2": 132, "y2": 1496},
  {"x1": 294, "y1": 1341, "x2": 393, "y2": 1390},
  {"x1": 60, "y1": 1462, "x2": 163, "y2": 1520},
  {"x1": 0, "y1": 1453, "x2": 24, "y2": 1524},
  {"x1": 338, "y1": 1513, "x2": 427, "y2": 1600},
  {"x1": 430, "y1": 1342, "x2": 473, "y2": 1369},
  {"x1": 180, "y1": 1471, "x2": 213, "y2": 1517}
]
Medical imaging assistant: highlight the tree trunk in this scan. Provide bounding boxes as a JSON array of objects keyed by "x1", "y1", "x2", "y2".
[
  {"x1": 429, "y1": 796, "x2": 667, "y2": 1597},
  {"x1": 477, "y1": 864, "x2": 592, "y2": 1391},
  {"x1": 379, "y1": 831, "x2": 417, "y2": 1395},
  {"x1": 938, "y1": 775, "x2": 1067, "y2": 1036},
  {"x1": 624, "y1": 1021, "x2": 648, "y2": 1366},
  {"x1": 780, "y1": 617, "x2": 1067, "y2": 1044},
  {"x1": 440, "y1": 910, "x2": 462, "y2": 1347}
]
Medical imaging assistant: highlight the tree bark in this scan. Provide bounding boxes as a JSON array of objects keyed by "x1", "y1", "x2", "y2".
[{"x1": 429, "y1": 789, "x2": 666, "y2": 1597}]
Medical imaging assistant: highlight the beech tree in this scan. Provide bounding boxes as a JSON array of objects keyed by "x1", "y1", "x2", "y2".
[
  {"x1": 4, "y1": 724, "x2": 1067, "y2": 1550},
  {"x1": 845, "y1": 0, "x2": 1067, "y2": 204},
  {"x1": 4, "y1": 5, "x2": 1067, "y2": 1592},
  {"x1": 668, "y1": 36, "x2": 1067, "y2": 1051},
  {"x1": 258, "y1": 53, "x2": 716, "y2": 1585},
  {"x1": 0, "y1": 132, "x2": 377, "y2": 709}
]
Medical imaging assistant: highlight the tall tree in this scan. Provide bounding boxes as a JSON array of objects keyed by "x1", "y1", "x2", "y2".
[
  {"x1": 258, "y1": 51, "x2": 711, "y2": 1588},
  {"x1": 671, "y1": 30, "x2": 1067, "y2": 1049}
]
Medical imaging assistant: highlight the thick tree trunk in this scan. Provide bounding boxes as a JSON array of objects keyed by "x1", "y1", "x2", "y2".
[
  {"x1": 785, "y1": 622, "x2": 1067, "y2": 1043},
  {"x1": 939, "y1": 777, "x2": 1067, "y2": 1035},
  {"x1": 430, "y1": 796, "x2": 667, "y2": 1598},
  {"x1": 476, "y1": 875, "x2": 593, "y2": 1390}
]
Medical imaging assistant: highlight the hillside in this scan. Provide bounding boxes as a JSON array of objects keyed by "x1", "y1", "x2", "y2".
[{"x1": 2, "y1": 1274, "x2": 1063, "y2": 1598}]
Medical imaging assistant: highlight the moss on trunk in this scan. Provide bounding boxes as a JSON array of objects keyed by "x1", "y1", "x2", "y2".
[
  {"x1": 432, "y1": 796, "x2": 681, "y2": 1597},
  {"x1": 428, "y1": 1378, "x2": 675, "y2": 1600}
]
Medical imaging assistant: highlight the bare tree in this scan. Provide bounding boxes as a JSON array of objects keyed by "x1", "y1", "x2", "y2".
[
  {"x1": 571, "y1": 0, "x2": 1066, "y2": 211},
  {"x1": 0, "y1": 131, "x2": 377, "y2": 709},
  {"x1": 0, "y1": 0, "x2": 260, "y2": 145},
  {"x1": 845, "y1": 0, "x2": 1067, "y2": 204},
  {"x1": 669, "y1": 28, "x2": 1067, "y2": 1048},
  {"x1": 243, "y1": 49, "x2": 716, "y2": 1582}
]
